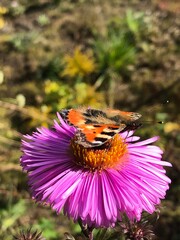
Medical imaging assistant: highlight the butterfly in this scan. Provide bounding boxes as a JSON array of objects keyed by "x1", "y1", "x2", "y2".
[{"x1": 60, "y1": 107, "x2": 142, "y2": 148}]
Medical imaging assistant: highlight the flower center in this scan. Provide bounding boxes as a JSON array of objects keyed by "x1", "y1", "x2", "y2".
[{"x1": 70, "y1": 134, "x2": 128, "y2": 171}]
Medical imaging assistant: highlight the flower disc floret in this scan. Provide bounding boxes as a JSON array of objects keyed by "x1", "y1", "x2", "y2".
[{"x1": 71, "y1": 134, "x2": 128, "y2": 171}]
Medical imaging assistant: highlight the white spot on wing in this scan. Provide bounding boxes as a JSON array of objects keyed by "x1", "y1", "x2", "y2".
[{"x1": 96, "y1": 134, "x2": 112, "y2": 139}]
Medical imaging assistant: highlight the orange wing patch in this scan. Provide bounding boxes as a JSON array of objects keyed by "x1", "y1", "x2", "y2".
[{"x1": 67, "y1": 109, "x2": 85, "y2": 126}]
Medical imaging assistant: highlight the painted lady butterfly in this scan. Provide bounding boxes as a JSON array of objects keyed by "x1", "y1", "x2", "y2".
[{"x1": 60, "y1": 107, "x2": 142, "y2": 148}]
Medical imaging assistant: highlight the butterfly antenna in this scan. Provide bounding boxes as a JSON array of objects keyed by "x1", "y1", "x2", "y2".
[{"x1": 141, "y1": 120, "x2": 164, "y2": 125}]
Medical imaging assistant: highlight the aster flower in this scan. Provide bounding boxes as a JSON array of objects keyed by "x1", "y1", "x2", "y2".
[{"x1": 20, "y1": 113, "x2": 171, "y2": 228}]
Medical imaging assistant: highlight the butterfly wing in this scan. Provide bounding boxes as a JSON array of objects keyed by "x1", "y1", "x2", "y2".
[
  {"x1": 59, "y1": 109, "x2": 126, "y2": 147},
  {"x1": 59, "y1": 108, "x2": 141, "y2": 148},
  {"x1": 118, "y1": 111, "x2": 142, "y2": 121},
  {"x1": 75, "y1": 123, "x2": 126, "y2": 148},
  {"x1": 105, "y1": 109, "x2": 142, "y2": 122}
]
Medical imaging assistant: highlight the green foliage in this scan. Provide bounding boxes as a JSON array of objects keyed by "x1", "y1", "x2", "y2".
[
  {"x1": 94, "y1": 9, "x2": 153, "y2": 76},
  {"x1": 37, "y1": 14, "x2": 50, "y2": 26},
  {"x1": 8, "y1": 32, "x2": 39, "y2": 52},
  {"x1": 156, "y1": 112, "x2": 169, "y2": 122},
  {"x1": 8, "y1": 3, "x2": 26, "y2": 16},
  {"x1": 125, "y1": 9, "x2": 150, "y2": 41},
  {"x1": 0, "y1": 200, "x2": 26, "y2": 236},
  {"x1": 41, "y1": 57, "x2": 64, "y2": 81},
  {"x1": 94, "y1": 30, "x2": 136, "y2": 74},
  {"x1": 93, "y1": 18, "x2": 140, "y2": 106},
  {"x1": 35, "y1": 218, "x2": 59, "y2": 239}
]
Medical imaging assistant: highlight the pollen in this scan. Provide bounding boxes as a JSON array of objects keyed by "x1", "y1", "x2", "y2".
[{"x1": 70, "y1": 134, "x2": 128, "y2": 171}]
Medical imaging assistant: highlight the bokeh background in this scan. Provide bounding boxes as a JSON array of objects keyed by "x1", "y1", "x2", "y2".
[{"x1": 0, "y1": 0, "x2": 179, "y2": 239}]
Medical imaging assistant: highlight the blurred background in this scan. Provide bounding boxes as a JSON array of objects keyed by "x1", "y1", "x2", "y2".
[{"x1": 0, "y1": 0, "x2": 179, "y2": 239}]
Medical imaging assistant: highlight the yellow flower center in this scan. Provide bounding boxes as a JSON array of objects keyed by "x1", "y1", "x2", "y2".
[{"x1": 71, "y1": 134, "x2": 128, "y2": 171}]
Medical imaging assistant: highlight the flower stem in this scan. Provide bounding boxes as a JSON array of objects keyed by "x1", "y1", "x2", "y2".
[
  {"x1": 78, "y1": 219, "x2": 94, "y2": 240},
  {"x1": 89, "y1": 231, "x2": 93, "y2": 240}
]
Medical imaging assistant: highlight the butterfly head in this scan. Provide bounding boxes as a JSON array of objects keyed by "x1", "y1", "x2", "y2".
[{"x1": 124, "y1": 120, "x2": 142, "y2": 131}]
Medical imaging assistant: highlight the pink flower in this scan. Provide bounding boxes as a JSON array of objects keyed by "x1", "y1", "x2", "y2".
[{"x1": 21, "y1": 113, "x2": 171, "y2": 228}]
